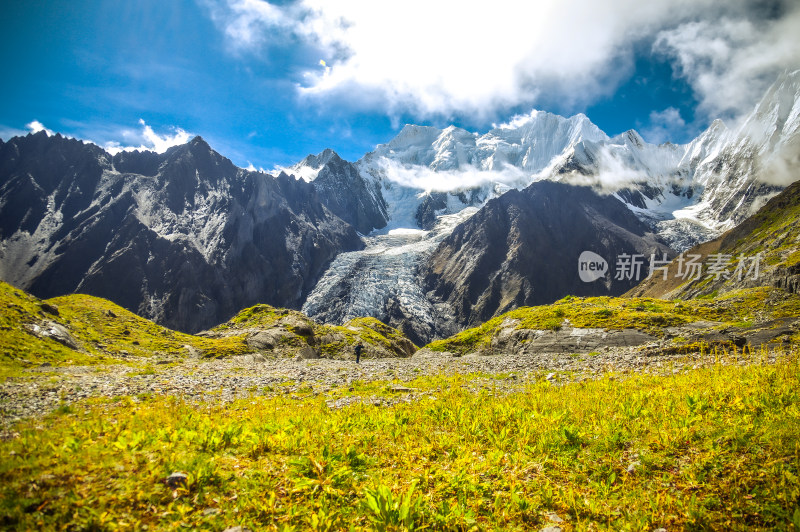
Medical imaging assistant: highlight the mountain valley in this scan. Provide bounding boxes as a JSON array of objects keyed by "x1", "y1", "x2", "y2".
[
  {"x1": 1, "y1": 174, "x2": 798, "y2": 529},
  {"x1": 2, "y1": 72, "x2": 799, "y2": 344},
  {"x1": 1, "y1": 110, "x2": 800, "y2": 529}
]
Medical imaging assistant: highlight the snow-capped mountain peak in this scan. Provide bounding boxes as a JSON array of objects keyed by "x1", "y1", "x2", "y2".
[
  {"x1": 737, "y1": 69, "x2": 800, "y2": 153},
  {"x1": 331, "y1": 71, "x2": 800, "y2": 251},
  {"x1": 285, "y1": 148, "x2": 343, "y2": 182}
]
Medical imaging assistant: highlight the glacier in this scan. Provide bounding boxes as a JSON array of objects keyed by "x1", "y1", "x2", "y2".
[{"x1": 302, "y1": 208, "x2": 477, "y2": 343}]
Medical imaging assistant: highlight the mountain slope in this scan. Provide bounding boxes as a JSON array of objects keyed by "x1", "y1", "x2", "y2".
[
  {"x1": 423, "y1": 181, "x2": 800, "y2": 355},
  {"x1": 420, "y1": 181, "x2": 673, "y2": 329},
  {"x1": 628, "y1": 177, "x2": 800, "y2": 299},
  {"x1": 347, "y1": 70, "x2": 800, "y2": 250},
  {"x1": 0, "y1": 133, "x2": 363, "y2": 332}
]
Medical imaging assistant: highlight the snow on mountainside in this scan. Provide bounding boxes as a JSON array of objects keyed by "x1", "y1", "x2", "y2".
[
  {"x1": 349, "y1": 112, "x2": 615, "y2": 234},
  {"x1": 289, "y1": 70, "x2": 799, "y2": 250},
  {"x1": 681, "y1": 70, "x2": 800, "y2": 232}
]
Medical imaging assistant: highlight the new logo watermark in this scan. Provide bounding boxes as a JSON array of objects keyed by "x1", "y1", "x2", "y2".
[
  {"x1": 578, "y1": 252, "x2": 763, "y2": 283},
  {"x1": 578, "y1": 251, "x2": 608, "y2": 282}
]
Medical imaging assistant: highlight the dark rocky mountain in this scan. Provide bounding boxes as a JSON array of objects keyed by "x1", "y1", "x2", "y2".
[
  {"x1": 628, "y1": 177, "x2": 800, "y2": 300},
  {"x1": 420, "y1": 180, "x2": 674, "y2": 329},
  {"x1": 0, "y1": 132, "x2": 362, "y2": 333},
  {"x1": 289, "y1": 149, "x2": 388, "y2": 234}
]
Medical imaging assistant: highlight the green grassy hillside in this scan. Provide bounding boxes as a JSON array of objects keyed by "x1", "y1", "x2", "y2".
[
  {"x1": 0, "y1": 281, "x2": 415, "y2": 378},
  {"x1": 0, "y1": 281, "x2": 254, "y2": 376},
  {"x1": 630, "y1": 179, "x2": 800, "y2": 299},
  {"x1": 426, "y1": 286, "x2": 800, "y2": 356}
]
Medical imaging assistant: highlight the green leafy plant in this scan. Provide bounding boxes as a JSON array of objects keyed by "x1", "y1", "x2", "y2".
[{"x1": 362, "y1": 483, "x2": 426, "y2": 531}]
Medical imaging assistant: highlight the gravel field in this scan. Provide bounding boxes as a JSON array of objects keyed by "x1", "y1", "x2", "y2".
[{"x1": 1, "y1": 343, "x2": 784, "y2": 438}]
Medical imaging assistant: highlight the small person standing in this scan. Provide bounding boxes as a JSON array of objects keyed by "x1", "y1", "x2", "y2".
[{"x1": 354, "y1": 342, "x2": 363, "y2": 364}]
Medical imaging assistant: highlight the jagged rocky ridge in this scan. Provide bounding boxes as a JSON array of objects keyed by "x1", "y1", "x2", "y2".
[
  {"x1": 288, "y1": 149, "x2": 388, "y2": 234},
  {"x1": 0, "y1": 133, "x2": 362, "y2": 333}
]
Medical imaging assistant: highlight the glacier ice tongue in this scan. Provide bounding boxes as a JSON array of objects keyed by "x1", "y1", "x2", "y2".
[{"x1": 301, "y1": 208, "x2": 478, "y2": 340}]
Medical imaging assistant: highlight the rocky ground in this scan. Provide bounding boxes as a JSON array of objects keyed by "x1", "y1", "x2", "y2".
[{"x1": 1, "y1": 339, "x2": 790, "y2": 439}]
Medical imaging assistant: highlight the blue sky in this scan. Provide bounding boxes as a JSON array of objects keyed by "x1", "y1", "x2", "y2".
[{"x1": 2, "y1": 0, "x2": 798, "y2": 170}]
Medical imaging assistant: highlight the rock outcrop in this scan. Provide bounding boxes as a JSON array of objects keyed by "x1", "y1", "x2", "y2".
[{"x1": 202, "y1": 304, "x2": 417, "y2": 360}]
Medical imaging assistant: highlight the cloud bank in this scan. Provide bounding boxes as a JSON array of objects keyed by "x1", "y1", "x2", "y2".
[
  {"x1": 375, "y1": 158, "x2": 529, "y2": 194},
  {"x1": 103, "y1": 119, "x2": 192, "y2": 154},
  {"x1": 203, "y1": 0, "x2": 800, "y2": 125},
  {"x1": 653, "y1": 6, "x2": 800, "y2": 123}
]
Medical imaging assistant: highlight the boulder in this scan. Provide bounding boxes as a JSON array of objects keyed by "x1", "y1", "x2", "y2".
[
  {"x1": 39, "y1": 303, "x2": 59, "y2": 316},
  {"x1": 25, "y1": 321, "x2": 80, "y2": 350},
  {"x1": 280, "y1": 315, "x2": 315, "y2": 336},
  {"x1": 247, "y1": 329, "x2": 296, "y2": 350},
  {"x1": 297, "y1": 346, "x2": 320, "y2": 360}
]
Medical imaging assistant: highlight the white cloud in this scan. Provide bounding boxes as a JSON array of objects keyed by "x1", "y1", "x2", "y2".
[
  {"x1": 758, "y1": 124, "x2": 800, "y2": 187},
  {"x1": 372, "y1": 146, "x2": 649, "y2": 197},
  {"x1": 103, "y1": 119, "x2": 192, "y2": 154},
  {"x1": 641, "y1": 107, "x2": 686, "y2": 144},
  {"x1": 0, "y1": 125, "x2": 27, "y2": 140},
  {"x1": 245, "y1": 161, "x2": 268, "y2": 173},
  {"x1": 203, "y1": 0, "x2": 289, "y2": 50},
  {"x1": 653, "y1": 5, "x2": 800, "y2": 123},
  {"x1": 375, "y1": 157, "x2": 529, "y2": 193},
  {"x1": 203, "y1": 0, "x2": 799, "y2": 123},
  {"x1": 556, "y1": 146, "x2": 650, "y2": 195},
  {"x1": 25, "y1": 120, "x2": 54, "y2": 136},
  {"x1": 0, "y1": 120, "x2": 60, "y2": 141},
  {"x1": 0, "y1": 121, "x2": 57, "y2": 141}
]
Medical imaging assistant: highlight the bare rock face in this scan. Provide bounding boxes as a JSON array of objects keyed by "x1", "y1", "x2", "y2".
[
  {"x1": 0, "y1": 133, "x2": 363, "y2": 333},
  {"x1": 490, "y1": 327, "x2": 657, "y2": 355},
  {"x1": 420, "y1": 181, "x2": 674, "y2": 329},
  {"x1": 246, "y1": 329, "x2": 295, "y2": 350},
  {"x1": 290, "y1": 149, "x2": 388, "y2": 234}
]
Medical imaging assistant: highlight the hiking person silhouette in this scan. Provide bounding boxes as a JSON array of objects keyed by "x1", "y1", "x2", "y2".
[{"x1": 355, "y1": 342, "x2": 363, "y2": 363}]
